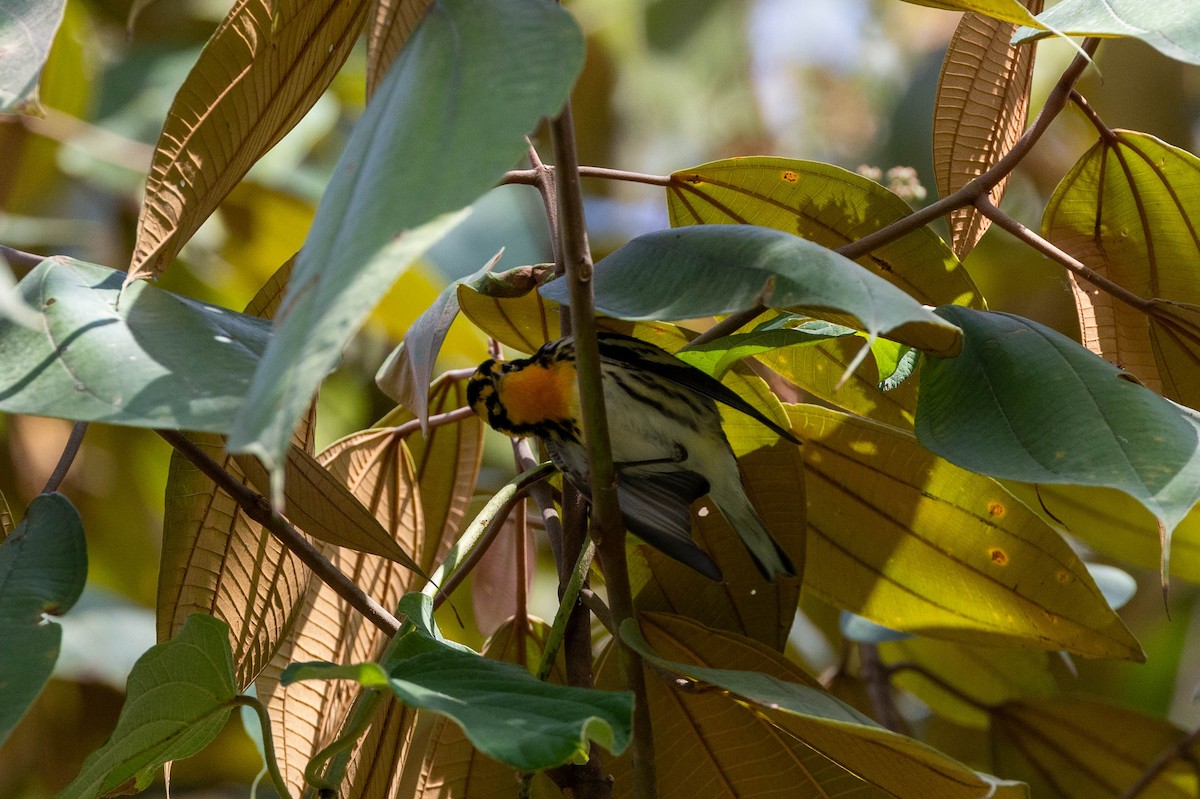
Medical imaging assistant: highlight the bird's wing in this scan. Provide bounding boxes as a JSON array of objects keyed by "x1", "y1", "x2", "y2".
[
  {"x1": 596, "y1": 333, "x2": 800, "y2": 444},
  {"x1": 615, "y1": 469, "x2": 723, "y2": 581}
]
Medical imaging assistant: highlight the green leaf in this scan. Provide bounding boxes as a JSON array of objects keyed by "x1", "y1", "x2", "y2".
[
  {"x1": 540, "y1": 225, "x2": 962, "y2": 356},
  {"x1": 674, "y1": 321, "x2": 854, "y2": 379},
  {"x1": 0, "y1": 0, "x2": 67, "y2": 111},
  {"x1": 57, "y1": 614, "x2": 238, "y2": 799},
  {"x1": 916, "y1": 307, "x2": 1200, "y2": 564},
  {"x1": 227, "y1": 0, "x2": 585, "y2": 494},
  {"x1": 282, "y1": 594, "x2": 632, "y2": 772},
  {"x1": 0, "y1": 257, "x2": 269, "y2": 431},
  {"x1": 622, "y1": 620, "x2": 1028, "y2": 799},
  {"x1": 0, "y1": 493, "x2": 86, "y2": 746},
  {"x1": 1014, "y1": 0, "x2": 1200, "y2": 65}
]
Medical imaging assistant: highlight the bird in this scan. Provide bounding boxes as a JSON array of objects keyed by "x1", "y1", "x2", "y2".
[{"x1": 466, "y1": 332, "x2": 798, "y2": 581}]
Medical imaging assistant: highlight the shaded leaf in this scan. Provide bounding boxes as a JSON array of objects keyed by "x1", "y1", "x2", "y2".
[
  {"x1": 1148, "y1": 300, "x2": 1200, "y2": 411},
  {"x1": 1005, "y1": 482, "x2": 1200, "y2": 584},
  {"x1": 0, "y1": 493, "x2": 86, "y2": 746},
  {"x1": 366, "y1": 0, "x2": 433, "y2": 99},
  {"x1": 540, "y1": 225, "x2": 962, "y2": 356},
  {"x1": 283, "y1": 594, "x2": 633, "y2": 772},
  {"x1": 0, "y1": 0, "x2": 66, "y2": 111},
  {"x1": 795, "y1": 403, "x2": 1142, "y2": 659},
  {"x1": 992, "y1": 698, "x2": 1198, "y2": 797},
  {"x1": 127, "y1": 0, "x2": 370, "y2": 279},
  {"x1": 228, "y1": 0, "x2": 585, "y2": 493},
  {"x1": 1043, "y1": 131, "x2": 1200, "y2": 403},
  {"x1": 0, "y1": 258, "x2": 269, "y2": 432},
  {"x1": 674, "y1": 321, "x2": 854, "y2": 380},
  {"x1": 917, "y1": 307, "x2": 1200, "y2": 566},
  {"x1": 415, "y1": 618, "x2": 563, "y2": 797},
  {"x1": 1014, "y1": 0, "x2": 1200, "y2": 66},
  {"x1": 934, "y1": 5, "x2": 1041, "y2": 258},
  {"x1": 620, "y1": 615, "x2": 1028, "y2": 799},
  {"x1": 667, "y1": 158, "x2": 981, "y2": 308},
  {"x1": 879, "y1": 638, "x2": 1054, "y2": 728},
  {"x1": 57, "y1": 614, "x2": 238, "y2": 799}
]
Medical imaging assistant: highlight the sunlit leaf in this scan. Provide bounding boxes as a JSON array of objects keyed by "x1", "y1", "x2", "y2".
[
  {"x1": 540, "y1": 225, "x2": 963, "y2": 356},
  {"x1": 0, "y1": 0, "x2": 66, "y2": 111},
  {"x1": 1014, "y1": 0, "x2": 1200, "y2": 66},
  {"x1": 917, "y1": 307, "x2": 1200, "y2": 574},
  {"x1": 128, "y1": 0, "x2": 370, "y2": 279},
  {"x1": 900, "y1": 0, "x2": 1042, "y2": 27},
  {"x1": 0, "y1": 258, "x2": 269, "y2": 432},
  {"x1": 1043, "y1": 131, "x2": 1200, "y2": 405},
  {"x1": 0, "y1": 493, "x2": 86, "y2": 746},
  {"x1": 933, "y1": 4, "x2": 1041, "y2": 258},
  {"x1": 620, "y1": 615, "x2": 1028, "y2": 799},
  {"x1": 667, "y1": 158, "x2": 981, "y2": 308},
  {"x1": 455, "y1": 263, "x2": 560, "y2": 354},
  {"x1": 228, "y1": 0, "x2": 583, "y2": 495},
  {"x1": 992, "y1": 698, "x2": 1199, "y2": 797},
  {"x1": 879, "y1": 637, "x2": 1054, "y2": 728},
  {"x1": 58, "y1": 614, "x2": 238, "y2": 799},
  {"x1": 283, "y1": 594, "x2": 633, "y2": 772},
  {"x1": 674, "y1": 321, "x2": 853, "y2": 380},
  {"x1": 795, "y1": 403, "x2": 1142, "y2": 659}
]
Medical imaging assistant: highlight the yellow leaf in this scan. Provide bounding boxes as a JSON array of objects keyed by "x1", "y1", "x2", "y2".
[
  {"x1": 1044, "y1": 131, "x2": 1200, "y2": 403},
  {"x1": 128, "y1": 0, "x2": 369, "y2": 280},
  {"x1": 794, "y1": 404, "x2": 1142, "y2": 659},
  {"x1": 933, "y1": 4, "x2": 1041, "y2": 258}
]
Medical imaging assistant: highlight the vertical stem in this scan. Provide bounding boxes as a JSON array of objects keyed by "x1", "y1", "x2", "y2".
[{"x1": 549, "y1": 101, "x2": 657, "y2": 799}]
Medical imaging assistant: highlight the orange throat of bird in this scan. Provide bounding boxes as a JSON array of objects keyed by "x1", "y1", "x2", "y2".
[{"x1": 496, "y1": 359, "x2": 578, "y2": 430}]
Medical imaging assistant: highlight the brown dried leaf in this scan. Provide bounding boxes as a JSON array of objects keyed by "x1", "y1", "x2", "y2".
[
  {"x1": 933, "y1": 3, "x2": 1041, "y2": 258},
  {"x1": 235, "y1": 443, "x2": 423, "y2": 573},
  {"x1": 366, "y1": 0, "x2": 434, "y2": 100},
  {"x1": 377, "y1": 373, "x2": 484, "y2": 572},
  {"x1": 128, "y1": 0, "x2": 369, "y2": 280},
  {"x1": 257, "y1": 432, "x2": 424, "y2": 798},
  {"x1": 600, "y1": 614, "x2": 889, "y2": 798}
]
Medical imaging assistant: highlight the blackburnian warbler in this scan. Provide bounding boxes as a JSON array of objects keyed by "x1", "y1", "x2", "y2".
[{"x1": 467, "y1": 333, "x2": 798, "y2": 581}]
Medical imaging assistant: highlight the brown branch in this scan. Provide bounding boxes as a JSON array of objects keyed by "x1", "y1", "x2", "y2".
[
  {"x1": 859, "y1": 645, "x2": 909, "y2": 735},
  {"x1": 41, "y1": 421, "x2": 87, "y2": 495},
  {"x1": 975, "y1": 198, "x2": 1154, "y2": 313},
  {"x1": 1119, "y1": 725, "x2": 1200, "y2": 799},
  {"x1": 157, "y1": 429, "x2": 402, "y2": 637},
  {"x1": 550, "y1": 99, "x2": 656, "y2": 797}
]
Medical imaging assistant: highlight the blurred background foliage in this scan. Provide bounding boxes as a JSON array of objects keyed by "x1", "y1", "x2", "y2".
[{"x1": 2, "y1": 0, "x2": 1199, "y2": 796}]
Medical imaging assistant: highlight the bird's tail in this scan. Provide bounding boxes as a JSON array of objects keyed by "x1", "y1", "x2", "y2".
[{"x1": 711, "y1": 485, "x2": 795, "y2": 580}]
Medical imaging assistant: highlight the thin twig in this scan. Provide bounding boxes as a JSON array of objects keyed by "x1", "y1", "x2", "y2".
[
  {"x1": 975, "y1": 199, "x2": 1154, "y2": 312},
  {"x1": 157, "y1": 429, "x2": 402, "y2": 637},
  {"x1": 384, "y1": 405, "x2": 476, "y2": 439},
  {"x1": 41, "y1": 421, "x2": 87, "y2": 494},
  {"x1": 1119, "y1": 725, "x2": 1200, "y2": 799},
  {"x1": 859, "y1": 645, "x2": 909, "y2": 734},
  {"x1": 550, "y1": 99, "x2": 656, "y2": 797}
]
